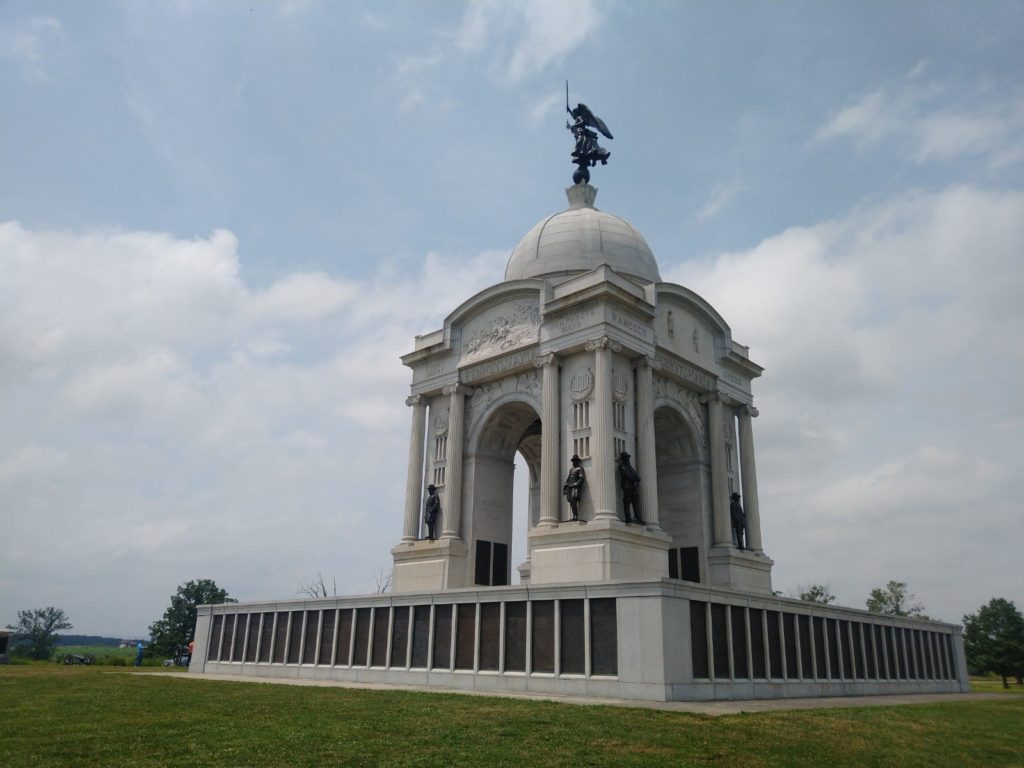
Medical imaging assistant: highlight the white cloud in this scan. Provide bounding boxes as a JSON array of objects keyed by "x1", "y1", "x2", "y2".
[
  {"x1": 0, "y1": 15, "x2": 65, "y2": 82},
  {"x1": 695, "y1": 179, "x2": 745, "y2": 222},
  {"x1": 0, "y1": 222, "x2": 501, "y2": 634},
  {"x1": 814, "y1": 71, "x2": 1024, "y2": 169},
  {"x1": 393, "y1": 0, "x2": 607, "y2": 109},
  {"x1": 666, "y1": 184, "x2": 1024, "y2": 620}
]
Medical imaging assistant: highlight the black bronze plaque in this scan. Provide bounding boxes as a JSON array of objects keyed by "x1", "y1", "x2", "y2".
[
  {"x1": 798, "y1": 615, "x2": 813, "y2": 678},
  {"x1": 432, "y1": 604, "x2": 452, "y2": 670},
  {"x1": 302, "y1": 611, "x2": 319, "y2": 664},
  {"x1": 783, "y1": 613, "x2": 798, "y2": 678},
  {"x1": 590, "y1": 598, "x2": 617, "y2": 676},
  {"x1": 318, "y1": 610, "x2": 336, "y2": 665},
  {"x1": 353, "y1": 607, "x2": 371, "y2": 666},
  {"x1": 411, "y1": 605, "x2": 430, "y2": 668},
  {"x1": 390, "y1": 607, "x2": 409, "y2": 668},
  {"x1": 208, "y1": 614, "x2": 223, "y2": 661},
  {"x1": 336, "y1": 609, "x2": 353, "y2": 666},
  {"x1": 371, "y1": 607, "x2": 390, "y2": 667},
  {"x1": 560, "y1": 599, "x2": 585, "y2": 675},
  {"x1": 273, "y1": 611, "x2": 288, "y2": 663},
  {"x1": 220, "y1": 615, "x2": 235, "y2": 661},
  {"x1": 245, "y1": 614, "x2": 260, "y2": 662},
  {"x1": 766, "y1": 610, "x2": 783, "y2": 678},
  {"x1": 668, "y1": 548, "x2": 679, "y2": 579},
  {"x1": 711, "y1": 603, "x2": 729, "y2": 679},
  {"x1": 680, "y1": 546, "x2": 700, "y2": 583},
  {"x1": 454, "y1": 603, "x2": 476, "y2": 670},
  {"x1": 258, "y1": 612, "x2": 274, "y2": 663},
  {"x1": 689, "y1": 600, "x2": 709, "y2": 679},
  {"x1": 504, "y1": 602, "x2": 527, "y2": 672},
  {"x1": 475, "y1": 540, "x2": 491, "y2": 586},
  {"x1": 479, "y1": 603, "x2": 500, "y2": 671},
  {"x1": 232, "y1": 615, "x2": 247, "y2": 661},
  {"x1": 749, "y1": 608, "x2": 766, "y2": 679},
  {"x1": 812, "y1": 617, "x2": 827, "y2": 679},
  {"x1": 287, "y1": 612, "x2": 303, "y2": 664},
  {"x1": 531, "y1": 600, "x2": 555, "y2": 674},
  {"x1": 851, "y1": 622, "x2": 865, "y2": 679},
  {"x1": 730, "y1": 606, "x2": 748, "y2": 679},
  {"x1": 826, "y1": 618, "x2": 841, "y2": 679}
]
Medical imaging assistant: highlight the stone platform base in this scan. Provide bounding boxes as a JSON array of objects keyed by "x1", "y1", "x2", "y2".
[
  {"x1": 191, "y1": 580, "x2": 970, "y2": 703},
  {"x1": 527, "y1": 518, "x2": 672, "y2": 585},
  {"x1": 707, "y1": 547, "x2": 774, "y2": 594},
  {"x1": 391, "y1": 537, "x2": 468, "y2": 592}
]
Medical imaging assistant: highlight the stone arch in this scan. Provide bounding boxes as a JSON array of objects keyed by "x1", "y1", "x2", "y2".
[
  {"x1": 464, "y1": 394, "x2": 542, "y2": 587},
  {"x1": 654, "y1": 404, "x2": 709, "y2": 583}
]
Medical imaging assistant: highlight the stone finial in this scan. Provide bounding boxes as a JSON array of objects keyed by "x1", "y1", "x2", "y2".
[{"x1": 565, "y1": 183, "x2": 598, "y2": 210}]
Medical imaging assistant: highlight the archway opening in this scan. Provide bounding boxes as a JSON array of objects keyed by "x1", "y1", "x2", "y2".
[
  {"x1": 654, "y1": 405, "x2": 703, "y2": 583},
  {"x1": 467, "y1": 401, "x2": 541, "y2": 587}
]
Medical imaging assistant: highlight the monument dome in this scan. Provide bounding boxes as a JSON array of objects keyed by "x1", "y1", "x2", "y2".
[{"x1": 504, "y1": 183, "x2": 661, "y2": 285}]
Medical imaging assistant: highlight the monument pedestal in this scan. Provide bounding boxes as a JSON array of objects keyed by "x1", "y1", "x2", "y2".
[
  {"x1": 527, "y1": 518, "x2": 672, "y2": 585},
  {"x1": 391, "y1": 538, "x2": 469, "y2": 593},
  {"x1": 706, "y1": 547, "x2": 774, "y2": 594}
]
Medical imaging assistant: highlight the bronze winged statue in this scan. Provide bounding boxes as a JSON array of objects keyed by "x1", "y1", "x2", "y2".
[{"x1": 566, "y1": 83, "x2": 613, "y2": 184}]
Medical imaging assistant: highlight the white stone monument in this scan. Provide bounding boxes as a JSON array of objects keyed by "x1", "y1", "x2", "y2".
[
  {"x1": 391, "y1": 183, "x2": 772, "y2": 596},
  {"x1": 189, "y1": 182, "x2": 969, "y2": 703}
]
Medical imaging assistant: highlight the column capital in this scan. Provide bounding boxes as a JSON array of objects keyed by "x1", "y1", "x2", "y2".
[
  {"x1": 405, "y1": 394, "x2": 425, "y2": 407},
  {"x1": 743, "y1": 405, "x2": 759, "y2": 418},
  {"x1": 699, "y1": 393, "x2": 720, "y2": 405},
  {"x1": 634, "y1": 354, "x2": 661, "y2": 372},
  {"x1": 442, "y1": 383, "x2": 473, "y2": 397},
  {"x1": 534, "y1": 352, "x2": 558, "y2": 369},
  {"x1": 585, "y1": 336, "x2": 621, "y2": 353}
]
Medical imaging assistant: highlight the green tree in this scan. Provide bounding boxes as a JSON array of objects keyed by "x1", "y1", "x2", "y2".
[
  {"x1": 962, "y1": 597, "x2": 1024, "y2": 688},
  {"x1": 796, "y1": 583, "x2": 836, "y2": 604},
  {"x1": 148, "y1": 579, "x2": 236, "y2": 658},
  {"x1": 866, "y1": 580, "x2": 926, "y2": 617},
  {"x1": 6, "y1": 607, "x2": 72, "y2": 660}
]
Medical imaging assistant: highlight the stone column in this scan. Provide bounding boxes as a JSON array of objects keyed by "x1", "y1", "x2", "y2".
[
  {"x1": 635, "y1": 356, "x2": 661, "y2": 529},
  {"x1": 702, "y1": 393, "x2": 732, "y2": 547},
  {"x1": 586, "y1": 337, "x2": 619, "y2": 520},
  {"x1": 738, "y1": 405, "x2": 763, "y2": 553},
  {"x1": 536, "y1": 353, "x2": 560, "y2": 527},
  {"x1": 440, "y1": 383, "x2": 470, "y2": 540},
  {"x1": 401, "y1": 395, "x2": 428, "y2": 543}
]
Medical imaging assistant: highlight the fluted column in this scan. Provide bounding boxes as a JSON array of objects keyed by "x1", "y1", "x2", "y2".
[
  {"x1": 586, "y1": 337, "x2": 619, "y2": 520},
  {"x1": 401, "y1": 395, "x2": 428, "y2": 543},
  {"x1": 536, "y1": 353, "x2": 560, "y2": 527},
  {"x1": 702, "y1": 393, "x2": 732, "y2": 547},
  {"x1": 738, "y1": 405, "x2": 763, "y2": 553},
  {"x1": 440, "y1": 383, "x2": 470, "y2": 540},
  {"x1": 635, "y1": 356, "x2": 661, "y2": 529}
]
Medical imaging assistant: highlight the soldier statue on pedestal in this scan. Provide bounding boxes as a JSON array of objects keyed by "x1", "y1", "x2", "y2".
[
  {"x1": 562, "y1": 454, "x2": 586, "y2": 522},
  {"x1": 423, "y1": 484, "x2": 440, "y2": 541},
  {"x1": 730, "y1": 491, "x2": 747, "y2": 550},
  {"x1": 618, "y1": 451, "x2": 643, "y2": 524}
]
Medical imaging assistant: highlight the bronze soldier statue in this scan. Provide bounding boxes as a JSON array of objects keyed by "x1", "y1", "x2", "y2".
[
  {"x1": 562, "y1": 454, "x2": 586, "y2": 521},
  {"x1": 730, "y1": 491, "x2": 747, "y2": 550},
  {"x1": 618, "y1": 451, "x2": 643, "y2": 524},
  {"x1": 423, "y1": 484, "x2": 440, "y2": 540}
]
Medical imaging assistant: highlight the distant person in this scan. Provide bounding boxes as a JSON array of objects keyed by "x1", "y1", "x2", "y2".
[
  {"x1": 134, "y1": 641, "x2": 144, "y2": 667},
  {"x1": 187, "y1": 640, "x2": 194, "y2": 665}
]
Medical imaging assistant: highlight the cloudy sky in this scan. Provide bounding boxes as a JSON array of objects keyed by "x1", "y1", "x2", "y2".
[{"x1": 2, "y1": 1, "x2": 1021, "y2": 637}]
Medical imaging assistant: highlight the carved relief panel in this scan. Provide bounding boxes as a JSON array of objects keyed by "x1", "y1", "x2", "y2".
[{"x1": 459, "y1": 300, "x2": 540, "y2": 364}]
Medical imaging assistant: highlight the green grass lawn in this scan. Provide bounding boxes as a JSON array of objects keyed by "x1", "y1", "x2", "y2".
[{"x1": 1, "y1": 666, "x2": 1021, "y2": 767}]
